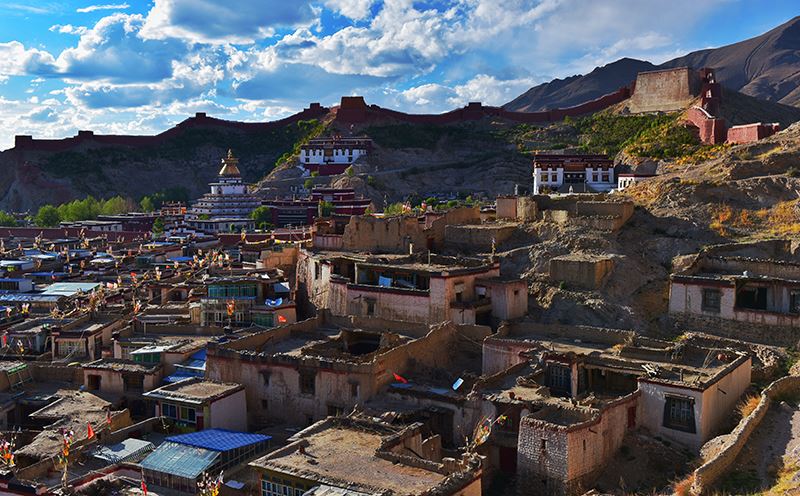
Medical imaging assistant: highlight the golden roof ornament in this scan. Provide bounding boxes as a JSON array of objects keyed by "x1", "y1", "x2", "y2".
[{"x1": 218, "y1": 149, "x2": 241, "y2": 176}]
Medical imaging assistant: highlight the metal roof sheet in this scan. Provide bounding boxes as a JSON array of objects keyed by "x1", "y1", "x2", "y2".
[
  {"x1": 141, "y1": 441, "x2": 219, "y2": 479},
  {"x1": 166, "y1": 429, "x2": 271, "y2": 452},
  {"x1": 93, "y1": 438, "x2": 154, "y2": 464}
]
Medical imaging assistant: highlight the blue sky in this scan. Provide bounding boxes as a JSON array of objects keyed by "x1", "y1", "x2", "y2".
[{"x1": 0, "y1": 0, "x2": 797, "y2": 150}]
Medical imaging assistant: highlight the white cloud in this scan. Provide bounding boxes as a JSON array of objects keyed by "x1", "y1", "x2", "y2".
[
  {"x1": 398, "y1": 74, "x2": 541, "y2": 112},
  {"x1": 139, "y1": 0, "x2": 315, "y2": 44},
  {"x1": 55, "y1": 14, "x2": 188, "y2": 83},
  {"x1": 1, "y1": 3, "x2": 52, "y2": 14},
  {"x1": 324, "y1": 0, "x2": 375, "y2": 20},
  {"x1": 76, "y1": 3, "x2": 130, "y2": 13},
  {"x1": 0, "y1": 41, "x2": 56, "y2": 77},
  {"x1": 49, "y1": 24, "x2": 89, "y2": 35}
]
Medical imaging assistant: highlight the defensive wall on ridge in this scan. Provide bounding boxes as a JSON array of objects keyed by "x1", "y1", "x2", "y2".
[
  {"x1": 11, "y1": 65, "x2": 779, "y2": 154},
  {"x1": 12, "y1": 103, "x2": 330, "y2": 153}
]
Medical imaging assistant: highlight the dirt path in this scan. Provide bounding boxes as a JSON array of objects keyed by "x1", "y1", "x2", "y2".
[{"x1": 724, "y1": 402, "x2": 800, "y2": 493}]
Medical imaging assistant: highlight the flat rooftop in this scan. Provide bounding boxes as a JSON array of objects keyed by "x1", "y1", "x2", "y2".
[
  {"x1": 251, "y1": 426, "x2": 446, "y2": 495},
  {"x1": 17, "y1": 390, "x2": 115, "y2": 460},
  {"x1": 117, "y1": 334, "x2": 217, "y2": 354},
  {"x1": 217, "y1": 318, "x2": 421, "y2": 364},
  {"x1": 311, "y1": 250, "x2": 495, "y2": 274},
  {"x1": 489, "y1": 322, "x2": 749, "y2": 389},
  {"x1": 83, "y1": 358, "x2": 161, "y2": 374},
  {"x1": 143, "y1": 378, "x2": 243, "y2": 404}
]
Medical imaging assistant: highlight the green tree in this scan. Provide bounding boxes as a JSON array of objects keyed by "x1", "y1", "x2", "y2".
[
  {"x1": 100, "y1": 196, "x2": 129, "y2": 215},
  {"x1": 0, "y1": 211, "x2": 17, "y2": 227},
  {"x1": 251, "y1": 207, "x2": 274, "y2": 231},
  {"x1": 384, "y1": 202, "x2": 405, "y2": 216},
  {"x1": 140, "y1": 196, "x2": 156, "y2": 212},
  {"x1": 319, "y1": 201, "x2": 334, "y2": 217},
  {"x1": 152, "y1": 217, "x2": 165, "y2": 236},
  {"x1": 303, "y1": 178, "x2": 314, "y2": 190},
  {"x1": 35, "y1": 205, "x2": 61, "y2": 227},
  {"x1": 345, "y1": 166, "x2": 354, "y2": 177},
  {"x1": 310, "y1": 170, "x2": 320, "y2": 177}
]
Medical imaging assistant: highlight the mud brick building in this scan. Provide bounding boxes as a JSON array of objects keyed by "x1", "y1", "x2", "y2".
[
  {"x1": 479, "y1": 322, "x2": 751, "y2": 495},
  {"x1": 205, "y1": 312, "x2": 491, "y2": 429},
  {"x1": 143, "y1": 377, "x2": 247, "y2": 431},
  {"x1": 249, "y1": 416, "x2": 483, "y2": 496},
  {"x1": 297, "y1": 251, "x2": 527, "y2": 325},
  {"x1": 669, "y1": 247, "x2": 800, "y2": 344}
]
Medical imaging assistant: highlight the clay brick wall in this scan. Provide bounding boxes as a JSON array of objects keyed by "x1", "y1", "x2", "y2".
[
  {"x1": 686, "y1": 106, "x2": 727, "y2": 144},
  {"x1": 575, "y1": 201, "x2": 634, "y2": 221},
  {"x1": 29, "y1": 362, "x2": 84, "y2": 383},
  {"x1": 443, "y1": 224, "x2": 517, "y2": 251},
  {"x1": 13, "y1": 104, "x2": 330, "y2": 153},
  {"x1": 334, "y1": 89, "x2": 632, "y2": 125},
  {"x1": 629, "y1": 67, "x2": 700, "y2": 113},
  {"x1": 496, "y1": 197, "x2": 518, "y2": 219},
  {"x1": 727, "y1": 123, "x2": 781, "y2": 144},
  {"x1": 549, "y1": 255, "x2": 614, "y2": 289}
]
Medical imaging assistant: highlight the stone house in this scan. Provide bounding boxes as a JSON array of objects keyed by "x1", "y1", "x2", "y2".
[
  {"x1": 83, "y1": 358, "x2": 162, "y2": 416},
  {"x1": 669, "y1": 253, "x2": 800, "y2": 330},
  {"x1": 249, "y1": 416, "x2": 483, "y2": 496},
  {"x1": 297, "y1": 250, "x2": 527, "y2": 325},
  {"x1": 479, "y1": 322, "x2": 751, "y2": 495},
  {"x1": 143, "y1": 377, "x2": 247, "y2": 431},
  {"x1": 205, "y1": 312, "x2": 491, "y2": 429}
]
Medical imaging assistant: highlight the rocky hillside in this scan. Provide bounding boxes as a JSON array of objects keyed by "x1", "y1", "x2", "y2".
[
  {"x1": 505, "y1": 16, "x2": 800, "y2": 111},
  {"x1": 0, "y1": 112, "x2": 328, "y2": 212},
  {"x1": 620, "y1": 122, "x2": 800, "y2": 236},
  {"x1": 504, "y1": 58, "x2": 655, "y2": 112}
]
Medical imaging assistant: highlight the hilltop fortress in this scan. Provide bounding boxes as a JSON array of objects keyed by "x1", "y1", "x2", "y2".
[{"x1": 9, "y1": 66, "x2": 785, "y2": 155}]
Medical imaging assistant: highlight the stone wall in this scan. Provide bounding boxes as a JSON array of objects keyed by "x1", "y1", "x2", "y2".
[
  {"x1": 549, "y1": 255, "x2": 615, "y2": 289},
  {"x1": 628, "y1": 67, "x2": 700, "y2": 113},
  {"x1": 29, "y1": 362, "x2": 83, "y2": 383},
  {"x1": 670, "y1": 312, "x2": 800, "y2": 348},
  {"x1": 686, "y1": 106, "x2": 727, "y2": 144},
  {"x1": 443, "y1": 224, "x2": 517, "y2": 251},
  {"x1": 691, "y1": 375, "x2": 800, "y2": 495},
  {"x1": 516, "y1": 392, "x2": 640, "y2": 495},
  {"x1": 727, "y1": 123, "x2": 780, "y2": 144}
]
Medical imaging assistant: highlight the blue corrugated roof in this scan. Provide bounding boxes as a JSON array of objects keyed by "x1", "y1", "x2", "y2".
[
  {"x1": 190, "y1": 349, "x2": 206, "y2": 361},
  {"x1": 166, "y1": 429, "x2": 271, "y2": 452},
  {"x1": 0, "y1": 293, "x2": 62, "y2": 302},
  {"x1": 162, "y1": 371, "x2": 201, "y2": 384},
  {"x1": 141, "y1": 441, "x2": 218, "y2": 479},
  {"x1": 168, "y1": 256, "x2": 194, "y2": 262}
]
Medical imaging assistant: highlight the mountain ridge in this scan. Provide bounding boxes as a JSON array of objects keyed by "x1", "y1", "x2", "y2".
[{"x1": 504, "y1": 16, "x2": 800, "y2": 111}]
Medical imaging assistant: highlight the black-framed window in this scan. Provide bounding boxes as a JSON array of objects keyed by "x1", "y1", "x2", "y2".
[
  {"x1": 299, "y1": 369, "x2": 316, "y2": 395},
  {"x1": 545, "y1": 364, "x2": 571, "y2": 396},
  {"x1": 790, "y1": 291, "x2": 800, "y2": 314},
  {"x1": 702, "y1": 288, "x2": 721, "y2": 313},
  {"x1": 663, "y1": 396, "x2": 696, "y2": 433}
]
